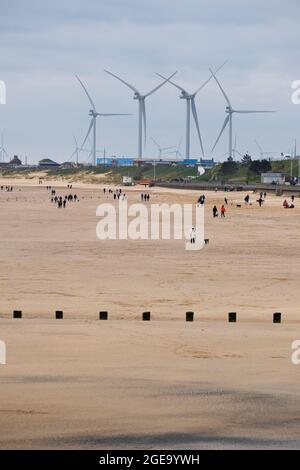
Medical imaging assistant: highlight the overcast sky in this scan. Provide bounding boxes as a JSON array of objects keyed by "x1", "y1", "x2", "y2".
[{"x1": 1, "y1": 0, "x2": 300, "y2": 164}]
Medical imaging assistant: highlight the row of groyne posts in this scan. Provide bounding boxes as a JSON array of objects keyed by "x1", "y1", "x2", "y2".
[{"x1": 9, "y1": 310, "x2": 283, "y2": 323}]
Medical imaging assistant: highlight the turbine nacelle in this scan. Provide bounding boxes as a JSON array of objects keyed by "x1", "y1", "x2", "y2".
[
  {"x1": 133, "y1": 93, "x2": 145, "y2": 101},
  {"x1": 180, "y1": 91, "x2": 191, "y2": 99}
]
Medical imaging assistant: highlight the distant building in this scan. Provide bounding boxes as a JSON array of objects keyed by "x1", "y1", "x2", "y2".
[
  {"x1": 60, "y1": 161, "x2": 77, "y2": 169},
  {"x1": 38, "y1": 158, "x2": 60, "y2": 168},
  {"x1": 9, "y1": 155, "x2": 22, "y2": 166},
  {"x1": 122, "y1": 176, "x2": 133, "y2": 186},
  {"x1": 200, "y1": 158, "x2": 215, "y2": 169},
  {"x1": 176, "y1": 159, "x2": 199, "y2": 167},
  {"x1": 261, "y1": 172, "x2": 285, "y2": 185},
  {"x1": 96, "y1": 157, "x2": 134, "y2": 167}
]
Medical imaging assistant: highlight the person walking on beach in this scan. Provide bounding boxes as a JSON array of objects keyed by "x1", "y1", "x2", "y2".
[
  {"x1": 213, "y1": 205, "x2": 218, "y2": 217},
  {"x1": 224, "y1": 197, "x2": 228, "y2": 205},
  {"x1": 257, "y1": 197, "x2": 264, "y2": 207},
  {"x1": 190, "y1": 227, "x2": 196, "y2": 244},
  {"x1": 221, "y1": 205, "x2": 226, "y2": 218}
]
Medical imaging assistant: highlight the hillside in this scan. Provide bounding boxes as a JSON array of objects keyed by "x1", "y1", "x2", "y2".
[
  {"x1": 0, "y1": 165, "x2": 198, "y2": 184},
  {"x1": 0, "y1": 159, "x2": 297, "y2": 185},
  {"x1": 197, "y1": 159, "x2": 298, "y2": 184}
]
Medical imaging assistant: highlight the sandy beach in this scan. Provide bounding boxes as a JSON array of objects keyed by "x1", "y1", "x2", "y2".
[{"x1": 0, "y1": 178, "x2": 300, "y2": 449}]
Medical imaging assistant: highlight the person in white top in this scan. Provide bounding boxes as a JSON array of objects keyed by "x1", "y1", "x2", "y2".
[{"x1": 190, "y1": 227, "x2": 196, "y2": 244}]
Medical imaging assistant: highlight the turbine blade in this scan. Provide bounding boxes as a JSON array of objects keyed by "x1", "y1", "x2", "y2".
[
  {"x1": 211, "y1": 115, "x2": 230, "y2": 152},
  {"x1": 73, "y1": 134, "x2": 79, "y2": 148},
  {"x1": 104, "y1": 70, "x2": 140, "y2": 94},
  {"x1": 70, "y1": 150, "x2": 77, "y2": 160},
  {"x1": 81, "y1": 117, "x2": 94, "y2": 149},
  {"x1": 156, "y1": 73, "x2": 186, "y2": 93},
  {"x1": 151, "y1": 137, "x2": 160, "y2": 149},
  {"x1": 209, "y1": 68, "x2": 231, "y2": 108},
  {"x1": 191, "y1": 98, "x2": 205, "y2": 157},
  {"x1": 75, "y1": 75, "x2": 96, "y2": 111},
  {"x1": 255, "y1": 140, "x2": 263, "y2": 153},
  {"x1": 235, "y1": 110, "x2": 276, "y2": 114},
  {"x1": 145, "y1": 71, "x2": 178, "y2": 97},
  {"x1": 194, "y1": 59, "x2": 228, "y2": 96},
  {"x1": 177, "y1": 136, "x2": 183, "y2": 151},
  {"x1": 97, "y1": 113, "x2": 132, "y2": 116}
]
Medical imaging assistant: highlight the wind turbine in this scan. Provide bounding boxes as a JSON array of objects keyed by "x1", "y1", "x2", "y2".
[
  {"x1": 76, "y1": 75, "x2": 131, "y2": 166},
  {"x1": 0, "y1": 132, "x2": 8, "y2": 163},
  {"x1": 104, "y1": 70, "x2": 177, "y2": 159},
  {"x1": 210, "y1": 69, "x2": 275, "y2": 160},
  {"x1": 255, "y1": 140, "x2": 276, "y2": 159},
  {"x1": 150, "y1": 137, "x2": 175, "y2": 158},
  {"x1": 165, "y1": 137, "x2": 183, "y2": 160},
  {"x1": 70, "y1": 134, "x2": 90, "y2": 165},
  {"x1": 222, "y1": 135, "x2": 243, "y2": 160},
  {"x1": 157, "y1": 62, "x2": 227, "y2": 160}
]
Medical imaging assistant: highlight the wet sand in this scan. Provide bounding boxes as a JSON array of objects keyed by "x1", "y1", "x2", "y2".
[{"x1": 0, "y1": 179, "x2": 300, "y2": 449}]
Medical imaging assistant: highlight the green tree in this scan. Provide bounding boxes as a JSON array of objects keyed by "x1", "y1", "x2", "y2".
[
  {"x1": 249, "y1": 159, "x2": 271, "y2": 174},
  {"x1": 242, "y1": 153, "x2": 252, "y2": 165},
  {"x1": 221, "y1": 160, "x2": 239, "y2": 175}
]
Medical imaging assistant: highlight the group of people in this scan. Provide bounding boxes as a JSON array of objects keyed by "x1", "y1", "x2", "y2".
[
  {"x1": 283, "y1": 196, "x2": 295, "y2": 209},
  {"x1": 50, "y1": 189, "x2": 78, "y2": 208},
  {"x1": 213, "y1": 205, "x2": 226, "y2": 218},
  {"x1": 103, "y1": 187, "x2": 127, "y2": 200},
  {"x1": 141, "y1": 193, "x2": 151, "y2": 201},
  {"x1": 256, "y1": 192, "x2": 267, "y2": 207},
  {"x1": 0, "y1": 185, "x2": 13, "y2": 192}
]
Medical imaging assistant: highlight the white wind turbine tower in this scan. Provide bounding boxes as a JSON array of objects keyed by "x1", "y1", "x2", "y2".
[
  {"x1": 0, "y1": 132, "x2": 8, "y2": 163},
  {"x1": 76, "y1": 75, "x2": 131, "y2": 166},
  {"x1": 104, "y1": 70, "x2": 177, "y2": 159},
  {"x1": 157, "y1": 62, "x2": 227, "y2": 160},
  {"x1": 150, "y1": 137, "x2": 175, "y2": 158},
  {"x1": 210, "y1": 69, "x2": 275, "y2": 160},
  {"x1": 255, "y1": 140, "x2": 276, "y2": 159}
]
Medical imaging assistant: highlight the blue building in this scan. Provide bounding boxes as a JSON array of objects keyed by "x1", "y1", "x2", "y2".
[
  {"x1": 199, "y1": 158, "x2": 215, "y2": 169},
  {"x1": 96, "y1": 157, "x2": 134, "y2": 167},
  {"x1": 176, "y1": 159, "x2": 199, "y2": 166}
]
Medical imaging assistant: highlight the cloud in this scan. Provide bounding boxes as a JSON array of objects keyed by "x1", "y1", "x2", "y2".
[{"x1": 0, "y1": 0, "x2": 300, "y2": 162}]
